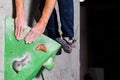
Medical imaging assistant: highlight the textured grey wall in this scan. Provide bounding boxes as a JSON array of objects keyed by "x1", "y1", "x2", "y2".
[{"x1": 0, "y1": 0, "x2": 80, "y2": 80}]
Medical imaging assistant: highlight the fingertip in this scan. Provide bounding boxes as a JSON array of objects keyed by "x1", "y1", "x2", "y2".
[
  {"x1": 25, "y1": 41, "x2": 28, "y2": 44},
  {"x1": 25, "y1": 38, "x2": 30, "y2": 44},
  {"x1": 16, "y1": 37, "x2": 20, "y2": 41},
  {"x1": 29, "y1": 41, "x2": 31, "y2": 44}
]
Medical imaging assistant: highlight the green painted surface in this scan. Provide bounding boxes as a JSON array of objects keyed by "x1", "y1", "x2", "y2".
[{"x1": 4, "y1": 16, "x2": 61, "y2": 80}]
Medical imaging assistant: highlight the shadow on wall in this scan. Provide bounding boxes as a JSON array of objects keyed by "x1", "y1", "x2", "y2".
[
  {"x1": 27, "y1": 0, "x2": 41, "y2": 27},
  {"x1": 12, "y1": 0, "x2": 41, "y2": 28},
  {"x1": 12, "y1": 0, "x2": 16, "y2": 18}
]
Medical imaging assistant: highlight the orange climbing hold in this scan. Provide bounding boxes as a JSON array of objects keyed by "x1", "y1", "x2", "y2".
[{"x1": 36, "y1": 44, "x2": 47, "y2": 52}]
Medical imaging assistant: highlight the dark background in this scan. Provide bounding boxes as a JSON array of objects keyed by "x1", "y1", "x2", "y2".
[{"x1": 80, "y1": 1, "x2": 120, "y2": 80}]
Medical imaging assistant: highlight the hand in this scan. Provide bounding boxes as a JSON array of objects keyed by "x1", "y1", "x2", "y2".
[
  {"x1": 25, "y1": 22, "x2": 46, "y2": 44},
  {"x1": 15, "y1": 15, "x2": 27, "y2": 40}
]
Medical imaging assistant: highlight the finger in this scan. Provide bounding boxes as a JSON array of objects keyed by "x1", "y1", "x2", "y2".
[
  {"x1": 19, "y1": 27, "x2": 25, "y2": 40},
  {"x1": 21, "y1": 28, "x2": 25, "y2": 39},
  {"x1": 25, "y1": 31, "x2": 33, "y2": 44},
  {"x1": 17, "y1": 26, "x2": 21, "y2": 40},
  {"x1": 15, "y1": 21, "x2": 17, "y2": 37},
  {"x1": 28, "y1": 31, "x2": 35, "y2": 43},
  {"x1": 19, "y1": 26, "x2": 22, "y2": 40},
  {"x1": 30, "y1": 33, "x2": 37, "y2": 43},
  {"x1": 32, "y1": 33, "x2": 38, "y2": 43},
  {"x1": 16, "y1": 26, "x2": 20, "y2": 40},
  {"x1": 33, "y1": 34, "x2": 40, "y2": 43}
]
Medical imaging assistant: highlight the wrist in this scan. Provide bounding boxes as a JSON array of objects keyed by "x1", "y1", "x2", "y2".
[
  {"x1": 38, "y1": 17, "x2": 48, "y2": 27},
  {"x1": 16, "y1": 8, "x2": 25, "y2": 18},
  {"x1": 39, "y1": 14, "x2": 49, "y2": 23},
  {"x1": 17, "y1": 13, "x2": 25, "y2": 18}
]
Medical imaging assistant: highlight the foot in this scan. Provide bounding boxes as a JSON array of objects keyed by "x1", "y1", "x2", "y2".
[{"x1": 56, "y1": 37, "x2": 76, "y2": 53}]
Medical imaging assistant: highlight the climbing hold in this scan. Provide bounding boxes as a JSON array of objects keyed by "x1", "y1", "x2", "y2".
[
  {"x1": 12, "y1": 55, "x2": 31, "y2": 73},
  {"x1": 36, "y1": 44, "x2": 47, "y2": 52}
]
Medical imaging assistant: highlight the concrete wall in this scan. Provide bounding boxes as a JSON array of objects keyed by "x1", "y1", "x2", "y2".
[{"x1": 0, "y1": 0, "x2": 80, "y2": 80}]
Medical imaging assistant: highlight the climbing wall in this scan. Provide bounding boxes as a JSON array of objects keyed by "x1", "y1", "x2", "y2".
[{"x1": 5, "y1": 16, "x2": 61, "y2": 80}]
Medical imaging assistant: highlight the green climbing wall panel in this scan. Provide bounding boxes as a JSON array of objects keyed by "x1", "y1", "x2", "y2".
[{"x1": 4, "y1": 16, "x2": 61, "y2": 80}]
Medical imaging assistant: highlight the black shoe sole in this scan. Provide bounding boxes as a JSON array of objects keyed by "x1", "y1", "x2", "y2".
[{"x1": 56, "y1": 38, "x2": 72, "y2": 53}]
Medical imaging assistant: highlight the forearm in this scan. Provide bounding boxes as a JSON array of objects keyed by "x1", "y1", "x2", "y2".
[
  {"x1": 15, "y1": 0, "x2": 25, "y2": 17},
  {"x1": 38, "y1": 0, "x2": 57, "y2": 25}
]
